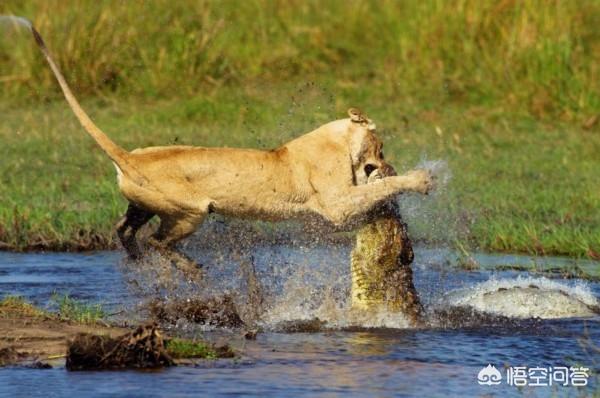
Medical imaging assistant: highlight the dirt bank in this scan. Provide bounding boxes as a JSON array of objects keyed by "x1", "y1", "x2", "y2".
[
  {"x1": 0, "y1": 311, "x2": 130, "y2": 366},
  {"x1": 0, "y1": 298, "x2": 234, "y2": 368}
]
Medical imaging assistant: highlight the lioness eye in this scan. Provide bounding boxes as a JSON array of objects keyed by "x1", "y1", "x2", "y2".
[{"x1": 379, "y1": 151, "x2": 384, "y2": 159}]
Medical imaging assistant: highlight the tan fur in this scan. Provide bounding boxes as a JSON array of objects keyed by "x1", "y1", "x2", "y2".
[{"x1": 26, "y1": 22, "x2": 432, "y2": 272}]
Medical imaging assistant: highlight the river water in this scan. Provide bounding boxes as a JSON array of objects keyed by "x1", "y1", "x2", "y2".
[{"x1": 0, "y1": 245, "x2": 598, "y2": 397}]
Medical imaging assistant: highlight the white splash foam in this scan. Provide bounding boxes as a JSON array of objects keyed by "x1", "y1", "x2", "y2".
[
  {"x1": 442, "y1": 276, "x2": 599, "y2": 319},
  {"x1": 263, "y1": 300, "x2": 414, "y2": 329},
  {"x1": 417, "y1": 159, "x2": 452, "y2": 196}
]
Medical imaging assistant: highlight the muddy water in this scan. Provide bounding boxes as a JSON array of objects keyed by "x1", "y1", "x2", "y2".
[{"x1": 0, "y1": 247, "x2": 598, "y2": 397}]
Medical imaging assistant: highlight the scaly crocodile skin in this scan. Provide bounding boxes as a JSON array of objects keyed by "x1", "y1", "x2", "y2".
[{"x1": 351, "y1": 171, "x2": 423, "y2": 324}]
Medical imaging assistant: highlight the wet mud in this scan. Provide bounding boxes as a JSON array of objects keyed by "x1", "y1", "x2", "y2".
[
  {"x1": 148, "y1": 296, "x2": 244, "y2": 328},
  {"x1": 66, "y1": 323, "x2": 174, "y2": 370},
  {"x1": 0, "y1": 313, "x2": 129, "y2": 367}
]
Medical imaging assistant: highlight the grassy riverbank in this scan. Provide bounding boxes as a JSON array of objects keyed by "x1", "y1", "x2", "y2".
[{"x1": 0, "y1": 1, "x2": 599, "y2": 257}]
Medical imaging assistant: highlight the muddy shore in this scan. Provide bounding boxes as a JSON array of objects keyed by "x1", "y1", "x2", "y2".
[
  {"x1": 0, "y1": 302, "x2": 234, "y2": 368},
  {"x1": 0, "y1": 312, "x2": 130, "y2": 366}
]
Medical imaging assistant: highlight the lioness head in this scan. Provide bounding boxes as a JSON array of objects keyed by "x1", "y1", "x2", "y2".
[{"x1": 347, "y1": 108, "x2": 396, "y2": 185}]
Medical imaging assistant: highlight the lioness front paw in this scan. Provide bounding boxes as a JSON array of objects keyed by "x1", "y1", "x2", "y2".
[{"x1": 406, "y1": 169, "x2": 433, "y2": 194}]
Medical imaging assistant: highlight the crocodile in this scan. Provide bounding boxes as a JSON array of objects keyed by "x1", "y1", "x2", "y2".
[{"x1": 351, "y1": 167, "x2": 423, "y2": 324}]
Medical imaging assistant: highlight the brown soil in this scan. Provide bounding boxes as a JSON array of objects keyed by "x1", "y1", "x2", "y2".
[{"x1": 0, "y1": 313, "x2": 130, "y2": 365}]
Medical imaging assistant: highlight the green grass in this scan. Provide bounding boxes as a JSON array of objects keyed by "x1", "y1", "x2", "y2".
[
  {"x1": 0, "y1": 1, "x2": 598, "y2": 257},
  {"x1": 51, "y1": 293, "x2": 106, "y2": 324},
  {"x1": 1, "y1": 0, "x2": 598, "y2": 119},
  {"x1": 165, "y1": 338, "x2": 218, "y2": 359},
  {"x1": 0, "y1": 295, "x2": 47, "y2": 318},
  {"x1": 1, "y1": 294, "x2": 106, "y2": 323}
]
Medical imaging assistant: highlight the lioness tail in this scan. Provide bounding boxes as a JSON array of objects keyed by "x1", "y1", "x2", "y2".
[{"x1": 24, "y1": 19, "x2": 144, "y2": 182}]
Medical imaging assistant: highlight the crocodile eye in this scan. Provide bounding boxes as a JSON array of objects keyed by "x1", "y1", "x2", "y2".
[{"x1": 364, "y1": 164, "x2": 377, "y2": 177}]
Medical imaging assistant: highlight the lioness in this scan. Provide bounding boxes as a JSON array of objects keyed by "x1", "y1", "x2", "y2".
[{"x1": 23, "y1": 19, "x2": 432, "y2": 270}]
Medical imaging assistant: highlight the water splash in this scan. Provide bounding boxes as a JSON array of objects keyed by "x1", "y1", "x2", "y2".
[
  {"x1": 395, "y1": 158, "x2": 470, "y2": 248},
  {"x1": 417, "y1": 158, "x2": 453, "y2": 197},
  {"x1": 118, "y1": 217, "x2": 419, "y2": 330},
  {"x1": 118, "y1": 200, "x2": 599, "y2": 330},
  {"x1": 120, "y1": 220, "x2": 600, "y2": 330},
  {"x1": 440, "y1": 276, "x2": 599, "y2": 319}
]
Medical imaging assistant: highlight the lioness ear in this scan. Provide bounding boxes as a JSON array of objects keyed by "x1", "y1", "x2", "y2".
[
  {"x1": 347, "y1": 108, "x2": 376, "y2": 131},
  {"x1": 348, "y1": 107, "x2": 366, "y2": 123}
]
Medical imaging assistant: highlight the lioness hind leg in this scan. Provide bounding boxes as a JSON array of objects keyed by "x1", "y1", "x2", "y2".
[
  {"x1": 116, "y1": 203, "x2": 155, "y2": 259},
  {"x1": 147, "y1": 213, "x2": 206, "y2": 280}
]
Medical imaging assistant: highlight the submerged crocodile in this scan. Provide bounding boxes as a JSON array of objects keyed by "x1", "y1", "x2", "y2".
[{"x1": 351, "y1": 168, "x2": 423, "y2": 324}]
